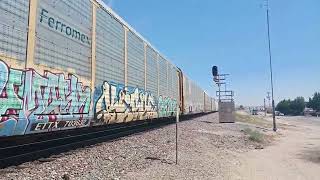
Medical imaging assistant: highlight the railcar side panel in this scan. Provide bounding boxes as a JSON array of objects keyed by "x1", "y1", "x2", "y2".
[
  {"x1": 95, "y1": 8, "x2": 125, "y2": 85},
  {"x1": 204, "y1": 93, "x2": 211, "y2": 112},
  {"x1": 183, "y1": 75, "x2": 191, "y2": 114},
  {"x1": 183, "y1": 74, "x2": 210, "y2": 114},
  {"x1": 0, "y1": 0, "x2": 93, "y2": 137},
  {"x1": 146, "y1": 46, "x2": 158, "y2": 96},
  {"x1": 191, "y1": 81, "x2": 204, "y2": 113},
  {"x1": 172, "y1": 66, "x2": 179, "y2": 106},
  {"x1": 127, "y1": 31, "x2": 145, "y2": 88},
  {"x1": 0, "y1": 0, "x2": 29, "y2": 65},
  {"x1": 0, "y1": 0, "x2": 212, "y2": 138},
  {"x1": 157, "y1": 57, "x2": 177, "y2": 117},
  {"x1": 0, "y1": 0, "x2": 30, "y2": 136}
]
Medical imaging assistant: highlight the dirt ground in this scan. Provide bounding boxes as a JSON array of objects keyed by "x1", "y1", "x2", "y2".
[
  {"x1": 232, "y1": 114, "x2": 320, "y2": 180},
  {"x1": 1, "y1": 112, "x2": 320, "y2": 180},
  {"x1": 0, "y1": 113, "x2": 263, "y2": 180}
]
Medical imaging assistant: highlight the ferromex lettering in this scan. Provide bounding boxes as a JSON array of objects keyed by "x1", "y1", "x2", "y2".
[{"x1": 39, "y1": 8, "x2": 91, "y2": 45}]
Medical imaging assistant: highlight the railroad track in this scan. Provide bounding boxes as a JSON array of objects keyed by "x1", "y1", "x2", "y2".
[{"x1": 0, "y1": 113, "x2": 212, "y2": 168}]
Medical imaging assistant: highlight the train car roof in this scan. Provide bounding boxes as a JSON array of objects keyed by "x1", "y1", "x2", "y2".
[
  {"x1": 95, "y1": 0, "x2": 172, "y2": 64},
  {"x1": 96, "y1": 0, "x2": 214, "y2": 99}
]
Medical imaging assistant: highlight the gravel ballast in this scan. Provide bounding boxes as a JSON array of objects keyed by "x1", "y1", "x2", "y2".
[{"x1": 0, "y1": 113, "x2": 265, "y2": 180}]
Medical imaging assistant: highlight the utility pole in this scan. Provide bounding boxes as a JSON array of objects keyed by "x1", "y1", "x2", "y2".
[
  {"x1": 267, "y1": 92, "x2": 271, "y2": 107},
  {"x1": 266, "y1": 0, "x2": 277, "y2": 132},
  {"x1": 264, "y1": 98, "x2": 266, "y2": 116}
]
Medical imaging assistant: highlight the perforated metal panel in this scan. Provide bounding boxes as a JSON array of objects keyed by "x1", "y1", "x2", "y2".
[
  {"x1": 127, "y1": 31, "x2": 144, "y2": 88},
  {"x1": 197, "y1": 83, "x2": 204, "y2": 112},
  {"x1": 34, "y1": 0, "x2": 92, "y2": 78},
  {"x1": 172, "y1": 67, "x2": 179, "y2": 101},
  {"x1": 190, "y1": 82, "x2": 204, "y2": 113},
  {"x1": 167, "y1": 64, "x2": 172, "y2": 98},
  {"x1": 0, "y1": 0, "x2": 29, "y2": 63},
  {"x1": 211, "y1": 97, "x2": 216, "y2": 111},
  {"x1": 146, "y1": 46, "x2": 158, "y2": 96},
  {"x1": 204, "y1": 93, "x2": 211, "y2": 112},
  {"x1": 158, "y1": 56, "x2": 167, "y2": 97},
  {"x1": 167, "y1": 64, "x2": 179, "y2": 101},
  {"x1": 183, "y1": 75, "x2": 191, "y2": 114},
  {"x1": 190, "y1": 81, "x2": 197, "y2": 112},
  {"x1": 183, "y1": 75, "x2": 205, "y2": 114},
  {"x1": 96, "y1": 8, "x2": 125, "y2": 85}
]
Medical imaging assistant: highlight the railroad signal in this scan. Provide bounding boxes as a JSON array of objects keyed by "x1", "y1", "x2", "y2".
[
  {"x1": 212, "y1": 66, "x2": 220, "y2": 83},
  {"x1": 212, "y1": 66, "x2": 218, "y2": 77},
  {"x1": 211, "y1": 67, "x2": 235, "y2": 123}
]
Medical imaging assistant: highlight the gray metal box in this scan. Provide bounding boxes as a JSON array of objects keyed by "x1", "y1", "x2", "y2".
[{"x1": 219, "y1": 101, "x2": 235, "y2": 123}]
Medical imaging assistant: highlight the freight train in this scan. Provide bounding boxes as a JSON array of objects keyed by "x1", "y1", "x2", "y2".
[{"x1": 0, "y1": 0, "x2": 216, "y2": 138}]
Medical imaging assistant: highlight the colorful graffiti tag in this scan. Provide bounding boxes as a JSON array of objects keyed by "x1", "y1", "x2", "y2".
[
  {"x1": 158, "y1": 96, "x2": 177, "y2": 117},
  {"x1": 0, "y1": 59, "x2": 178, "y2": 137},
  {"x1": 94, "y1": 82, "x2": 178, "y2": 124},
  {"x1": 0, "y1": 60, "x2": 91, "y2": 137},
  {"x1": 94, "y1": 81, "x2": 158, "y2": 124}
]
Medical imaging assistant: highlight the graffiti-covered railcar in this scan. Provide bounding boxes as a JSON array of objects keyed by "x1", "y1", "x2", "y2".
[{"x1": 0, "y1": 0, "x2": 214, "y2": 138}]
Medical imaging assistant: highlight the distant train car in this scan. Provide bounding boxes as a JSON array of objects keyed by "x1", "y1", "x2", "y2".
[
  {"x1": 182, "y1": 75, "x2": 207, "y2": 114},
  {"x1": 0, "y1": 0, "x2": 215, "y2": 138},
  {"x1": 211, "y1": 98, "x2": 218, "y2": 112},
  {"x1": 204, "y1": 93, "x2": 212, "y2": 113}
]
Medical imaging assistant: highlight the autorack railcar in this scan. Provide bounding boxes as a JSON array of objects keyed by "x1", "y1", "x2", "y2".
[{"x1": 0, "y1": 0, "x2": 216, "y2": 138}]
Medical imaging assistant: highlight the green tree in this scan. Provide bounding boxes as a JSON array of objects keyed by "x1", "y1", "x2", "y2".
[
  {"x1": 276, "y1": 97, "x2": 305, "y2": 116},
  {"x1": 276, "y1": 99, "x2": 291, "y2": 115},
  {"x1": 308, "y1": 92, "x2": 320, "y2": 112},
  {"x1": 289, "y1": 97, "x2": 305, "y2": 115}
]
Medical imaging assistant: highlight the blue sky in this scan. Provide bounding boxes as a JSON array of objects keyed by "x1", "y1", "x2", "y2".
[{"x1": 103, "y1": 0, "x2": 320, "y2": 106}]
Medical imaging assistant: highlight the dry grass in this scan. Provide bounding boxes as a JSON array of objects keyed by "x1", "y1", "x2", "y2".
[
  {"x1": 243, "y1": 128, "x2": 264, "y2": 143},
  {"x1": 235, "y1": 111, "x2": 272, "y2": 128}
]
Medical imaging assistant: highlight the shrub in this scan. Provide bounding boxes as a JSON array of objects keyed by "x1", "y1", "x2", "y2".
[{"x1": 243, "y1": 128, "x2": 264, "y2": 143}]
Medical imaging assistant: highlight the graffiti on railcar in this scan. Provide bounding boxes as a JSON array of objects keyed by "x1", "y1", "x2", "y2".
[
  {"x1": 93, "y1": 82, "x2": 178, "y2": 124},
  {"x1": 158, "y1": 96, "x2": 177, "y2": 117},
  {"x1": 0, "y1": 60, "x2": 91, "y2": 137},
  {"x1": 94, "y1": 81, "x2": 158, "y2": 124}
]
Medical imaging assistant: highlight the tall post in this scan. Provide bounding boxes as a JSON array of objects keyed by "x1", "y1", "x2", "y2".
[
  {"x1": 157, "y1": 54, "x2": 160, "y2": 97},
  {"x1": 91, "y1": 2, "x2": 98, "y2": 113},
  {"x1": 124, "y1": 27, "x2": 128, "y2": 87},
  {"x1": 218, "y1": 75, "x2": 221, "y2": 103},
  {"x1": 26, "y1": 0, "x2": 38, "y2": 68},
  {"x1": 264, "y1": 98, "x2": 266, "y2": 116},
  {"x1": 266, "y1": 0, "x2": 277, "y2": 132},
  {"x1": 175, "y1": 106, "x2": 179, "y2": 165},
  {"x1": 144, "y1": 43, "x2": 147, "y2": 90}
]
